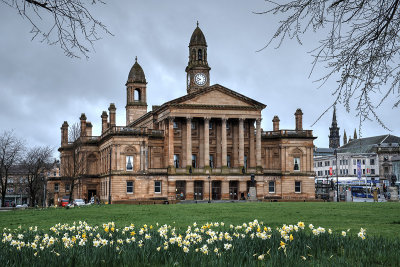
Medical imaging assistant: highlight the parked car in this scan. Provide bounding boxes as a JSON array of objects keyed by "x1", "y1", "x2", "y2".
[
  {"x1": 16, "y1": 204, "x2": 28, "y2": 208},
  {"x1": 73, "y1": 199, "x2": 85, "y2": 206},
  {"x1": 60, "y1": 196, "x2": 70, "y2": 207}
]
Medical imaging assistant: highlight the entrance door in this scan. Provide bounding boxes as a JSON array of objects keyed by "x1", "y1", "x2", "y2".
[
  {"x1": 88, "y1": 190, "x2": 96, "y2": 201},
  {"x1": 176, "y1": 181, "x2": 186, "y2": 200},
  {"x1": 212, "y1": 181, "x2": 221, "y2": 200},
  {"x1": 194, "y1": 181, "x2": 203, "y2": 200},
  {"x1": 229, "y1": 181, "x2": 238, "y2": 200}
]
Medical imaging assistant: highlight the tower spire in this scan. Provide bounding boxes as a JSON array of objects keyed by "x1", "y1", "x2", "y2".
[
  {"x1": 343, "y1": 129, "x2": 347, "y2": 145},
  {"x1": 329, "y1": 105, "x2": 340, "y2": 148}
]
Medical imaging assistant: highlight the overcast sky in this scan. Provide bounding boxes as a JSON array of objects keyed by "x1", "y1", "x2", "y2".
[{"x1": 0, "y1": 0, "x2": 399, "y2": 158}]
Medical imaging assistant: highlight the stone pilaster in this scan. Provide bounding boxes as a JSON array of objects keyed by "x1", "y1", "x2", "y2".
[{"x1": 168, "y1": 117, "x2": 175, "y2": 172}]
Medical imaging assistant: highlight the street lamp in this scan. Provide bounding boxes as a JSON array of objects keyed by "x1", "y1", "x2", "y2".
[
  {"x1": 208, "y1": 175, "x2": 211, "y2": 203},
  {"x1": 334, "y1": 149, "x2": 339, "y2": 202}
]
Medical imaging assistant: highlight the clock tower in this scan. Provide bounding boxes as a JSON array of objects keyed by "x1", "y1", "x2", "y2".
[{"x1": 186, "y1": 22, "x2": 211, "y2": 94}]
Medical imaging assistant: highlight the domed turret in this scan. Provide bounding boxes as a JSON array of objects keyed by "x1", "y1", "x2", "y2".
[
  {"x1": 127, "y1": 57, "x2": 146, "y2": 84},
  {"x1": 189, "y1": 24, "x2": 207, "y2": 47},
  {"x1": 126, "y1": 57, "x2": 148, "y2": 125}
]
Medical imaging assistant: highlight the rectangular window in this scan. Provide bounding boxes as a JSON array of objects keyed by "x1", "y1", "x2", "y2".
[
  {"x1": 209, "y1": 121, "x2": 213, "y2": 130},
  {"x1": 363, "y1": 169, "x2": 365, "y2": 174},
  {"x1": 174, "y1": 154, "x2": 180, "y2": 168},
  {"x1": 370, "y1": 159, "x2": 375, "y2": 165},
  {"x1": 244, "y1": 155, "x2": 248, "y2": 169},
  {"x1": 192, "y1": 154, "x2": 197, "y2": 168},
  {"x1": 362, "y1": 159, "x2": 365, "y2": 165},
  {"x1": 127, "y1": 181, "x2": 134, "y2": 194},
  {"x1": 154, "y1": 181, "x2": 162, "y2": 193},
  {"x1": 340, "y1": 169, "x2": 342, "y2": 175},
  {"x1": 295, "y1": 181, "x2": 301, "y2": 193},
  {"x1": 126, "y1": 156, "x2": 133, "y2": 171},
  {"x1": 371, "y1": 169, "x2": 375, "y2": 175},
  {"x1": 55, "y1": 183, "x2": 59, "y2": 192},
  {"x1": 173, "y1": 121, "x2": 178, "y2": 129},
  {"x1": 65, "y1": 184, "x2": 70, "y2": 192},
  {"x1": 354, "y1": 169, "x2": 356, "y2": 175},
  {"x1": 269, "y1": 181, "x2": 275, "y2": 193},
  {"x1": 353, "y1": 159, "x2": 356, "y2": 165},
  {"x1": 294, "y1": 157, "x2": 300, "y2": 171},
  {"x1": 209, "y1": 155, "x2": 214, "y2": 168},
  {"x1": 53, "y1": 171, "x2": 57, "y2": 176},
  {"x1": 227, "y1": 155, "x2": 231, "y2": 168}
]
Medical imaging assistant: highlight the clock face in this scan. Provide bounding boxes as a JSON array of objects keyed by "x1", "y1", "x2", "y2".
[{"x1": 194, "y1": 73, "x2": 207, "y2": 86}]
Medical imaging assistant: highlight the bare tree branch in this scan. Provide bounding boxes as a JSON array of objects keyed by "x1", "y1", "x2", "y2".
[
  {"x1": 1, "y1": 0, "x2": 112, "y2": 58},
  {"x1": 258, "y1": 0, "x2": 400, "y2": 131}
]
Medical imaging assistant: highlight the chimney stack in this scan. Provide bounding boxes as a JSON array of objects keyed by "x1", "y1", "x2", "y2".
[
  {"x1": 272, "y1": 116, "x2": 280, "y2": 131},
  {"x1": 86, "y1": 122, "x2": 93, "y2": 137},
  {"x1": 295, "y1": 109, "x2": 303, "y2": 131},
  {"x1": 101, "y1": 111, "x2": 108, "y2": 133},
  {"x1": 61, "y1": 121, "x2": 69, "y2": 146},
  {"x1": 80, "y1": 113, "x2": 87, "y2": 137},
  {"x1": 109, "y1": 103, "x2": 116, "y2": 127}
]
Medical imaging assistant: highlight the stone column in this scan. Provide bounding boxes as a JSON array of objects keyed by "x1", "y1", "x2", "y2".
[
  {"x1": 239, "y1": 118, "x2": 245, "y2": 168},
  {"x1": 249, "y1": 120, "x2": 255, "y2": 168},
  {"x1": 256, "y1": 118, "x2": 262, "y2": 168},
  {"x1": 168, "y1": 117, "x2": 175, "y2": 168},
  {"x1": 186, "y1": 117, "x2": 192, "y2": 168},
  {"x1": 204, "y1": 117, "x2": 210, "y2": 168},
  {"x1": 221, "y1": 118, "x2": 227, "y2": 167}
]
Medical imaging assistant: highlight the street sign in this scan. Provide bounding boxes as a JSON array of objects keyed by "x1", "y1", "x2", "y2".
[{"x1": 357, "y1": 161, "x2": 361, "y2": 179}]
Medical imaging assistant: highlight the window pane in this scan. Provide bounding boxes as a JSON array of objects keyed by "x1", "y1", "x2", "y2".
[
  {"x1": 127, "y1": 181, "x2": 133, "y2": 193},
  {"x1": 295, "y1": 181, "x2": 301, "y2": 193},
  {"x1": 269, "y1": 181, "x2": 275, "y2": 193},
  {"x1": 126, "y1": 156, "x2": 133, "y2": 171},
  {"x1": 294, "y1": 158, "x2": 300, "y2": 171},
  {"x1": 155, "y1": 181, "x2": 161, "y2": 193}
]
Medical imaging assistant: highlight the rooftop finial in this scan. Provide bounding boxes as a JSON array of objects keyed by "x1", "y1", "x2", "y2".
[
  {"x1": 135, "y1": 56, "x2": 137, "y2": 63},
  {"x1": 197, "y1": 20, "x2": 199, "y2": 27}
]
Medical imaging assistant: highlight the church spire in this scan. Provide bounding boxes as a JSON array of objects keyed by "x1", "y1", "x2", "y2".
[
  {"x1": 343, "y1": 129, "x2": 347, "y2": 145},
  {"x1": 354, "y1": 128, "x2": 358, "y2": 139},
  {"x1": 329, "y1": 106, "x2": 340, "y2": 148}
]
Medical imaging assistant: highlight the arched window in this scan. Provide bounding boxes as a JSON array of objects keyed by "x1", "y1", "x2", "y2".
[
  {"x1": 134, "y1": 89, "x2": 141, "y2": 101},
  {"x1": 198, "y1": 49, "x2": 202, "y2": 60}
]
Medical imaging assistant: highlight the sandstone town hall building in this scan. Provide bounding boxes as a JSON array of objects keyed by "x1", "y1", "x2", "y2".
[{"x1": 50, "y1": 24, "x2": 316, "y2": 203}]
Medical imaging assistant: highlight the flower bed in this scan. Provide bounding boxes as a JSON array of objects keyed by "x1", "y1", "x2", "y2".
[{"x1": 1, "y1": 220, "x2": 399, "y2": 266}]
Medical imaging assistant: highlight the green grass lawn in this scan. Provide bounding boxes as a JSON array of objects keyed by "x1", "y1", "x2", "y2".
[{"x1": 1, "y1": 202, "x2": 400, "y2": 237}]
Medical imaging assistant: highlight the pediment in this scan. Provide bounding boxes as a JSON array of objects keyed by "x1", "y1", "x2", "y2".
[{"x1": 181, "y1": 89, "x2": 253, "y2": 107}]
